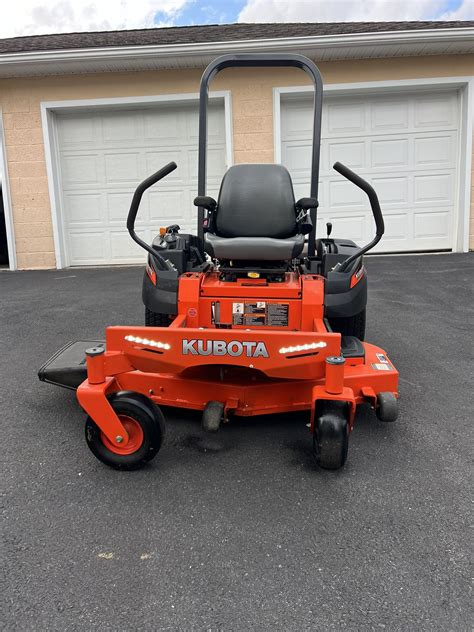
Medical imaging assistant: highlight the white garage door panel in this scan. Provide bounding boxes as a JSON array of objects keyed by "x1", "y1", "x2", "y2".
[
  {"x1": 68, "y1": 232, "x2": 106, "y2": 263},
  {"x1": 281, "y1": 91, "x2": 459, "y2": 251},
  {"x1": 56, "y1": 102, "x2": 226, "y2": 265}
]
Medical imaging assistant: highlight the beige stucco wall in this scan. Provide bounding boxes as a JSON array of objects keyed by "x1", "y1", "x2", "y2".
[{"x1": 0, "y1": 53, "x2": 473, "y2": 268}]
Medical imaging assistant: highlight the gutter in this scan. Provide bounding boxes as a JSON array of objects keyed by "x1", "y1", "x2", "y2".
[{"x1": 1, "y1": 27, "x2": 473, "y2": 74}]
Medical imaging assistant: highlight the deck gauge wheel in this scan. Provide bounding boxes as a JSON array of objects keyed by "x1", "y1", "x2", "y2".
[
  {"x1": 202, "y1": 401, "x2": 225, "y2": 433},
  {"x1": 85, "y1": 391, "x2": 165, "y2": 470},
  {"x1": 376, "y1": 392, "x2": 399, "y2": 422}
]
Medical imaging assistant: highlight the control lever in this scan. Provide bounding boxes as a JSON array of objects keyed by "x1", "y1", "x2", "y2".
[
  {"x1": 326, "y1": 222, "x2": 332, "y2": 238},
  {"x1": 127, "y1": 161, "x2": 178, "y2": 270},
  {"x1": 331, "y1": 162, "x2": 385, "y2": 272}
]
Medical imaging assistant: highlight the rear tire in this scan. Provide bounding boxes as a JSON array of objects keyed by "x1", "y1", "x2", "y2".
[
  {"x1": 145, "y1": 307, "x2": 172, "y2": 327},
  {"x1": 328, "y1": 308, "x2": 366, "y2": 341},
  {"x1": 313, "y1": 401, "x2": 349, "y2": 470}
]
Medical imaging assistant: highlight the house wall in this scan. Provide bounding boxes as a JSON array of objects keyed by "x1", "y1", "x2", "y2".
[{"x1": 0, "y1": 53, "x2": 473, "y2": 268}]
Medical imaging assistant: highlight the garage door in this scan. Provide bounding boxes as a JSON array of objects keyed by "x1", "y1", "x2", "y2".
[
  {"x1": 56, "y1": 101, "x2": 227, "y2": 265},
  {"x1": 281, "y1": 90, "x2": 459, "y2": 252}
]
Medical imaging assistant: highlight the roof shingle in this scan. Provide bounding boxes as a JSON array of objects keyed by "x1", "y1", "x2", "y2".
[{"x1": 1, "y1": 21, "x2": 472, "y2": 55}]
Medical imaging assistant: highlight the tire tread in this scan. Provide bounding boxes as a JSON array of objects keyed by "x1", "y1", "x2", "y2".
[
  {"x1": 145, "y1": 308, "x2": 171, "y2": 327},
  {"x1": 328, "y1": 308, "x2": 366, "y2": 341}
]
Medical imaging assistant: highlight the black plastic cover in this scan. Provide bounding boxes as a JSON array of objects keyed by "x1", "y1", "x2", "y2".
[
  {"x1": 341, "y1": 336, "x2": 365, "y2": 359},
  {"x1": 38, "y1": 340, "x2": 104, "y2": 390}
]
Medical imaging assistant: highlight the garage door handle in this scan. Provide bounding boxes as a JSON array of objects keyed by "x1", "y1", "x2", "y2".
[
  {"x1": 127, "y1": 162, "x2": 178, "y2": 270},
  {"x1": 332, "y1": 162, "x2": 385, "y2": 272}
]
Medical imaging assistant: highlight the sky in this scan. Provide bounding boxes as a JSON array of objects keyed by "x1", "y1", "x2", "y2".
[{"x1": 1, "y1": 0, "x2": 473, "y2": 39}]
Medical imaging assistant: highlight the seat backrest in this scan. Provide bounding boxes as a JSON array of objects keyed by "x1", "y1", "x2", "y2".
[{"x1": 215, "y1": 164, "x2": 297, "y2": 238}]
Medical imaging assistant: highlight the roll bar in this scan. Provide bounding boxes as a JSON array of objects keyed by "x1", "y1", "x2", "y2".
[
  {"x1": 198, "y1": 53, "x2": 324, "y2": 257},
  {"x1": 127, "y1": 161, "x2": 177, "y2": 270},
  {"x1": 331, "y1": 162, "x2": 385, "y2": 272}
]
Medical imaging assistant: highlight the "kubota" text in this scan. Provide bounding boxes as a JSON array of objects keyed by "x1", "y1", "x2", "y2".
[{"x1": 182, "y1": 339, "x2": 269, "y2": 358}]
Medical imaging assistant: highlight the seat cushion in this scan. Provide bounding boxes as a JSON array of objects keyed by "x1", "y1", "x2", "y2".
[
  {"x1": 205, "y1": 233, "x2": 305, "y2": 261},
  {"x1": 216, "y1": 164, "x2": 297, "y2": 238}
]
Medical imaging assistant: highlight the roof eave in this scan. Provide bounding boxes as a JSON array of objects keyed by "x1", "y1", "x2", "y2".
[{"x1": 1, "y1": 27, "x2": 473, "y2": 78}]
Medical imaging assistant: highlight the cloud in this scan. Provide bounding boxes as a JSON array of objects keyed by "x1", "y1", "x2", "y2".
[
  {"x1": 2, "y1": 0, "x2": 472, "y2": 40},
  {"x1": 439, "y1": 0, "x2": 474, "y2": 20},
  {"x1": 0, "y1": 0, "x2": 190, "y2": 39},
  {"x1": 238, "y1": 0, "x2": 473, "y2": 22}
]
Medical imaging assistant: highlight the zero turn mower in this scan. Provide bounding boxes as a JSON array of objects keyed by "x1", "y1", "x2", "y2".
[{"x1": 39, "y1": 54, "x2": 399, "y2": 470}]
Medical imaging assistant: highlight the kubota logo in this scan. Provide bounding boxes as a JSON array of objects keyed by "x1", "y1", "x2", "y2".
[{"x1": 182, "y1": 339, "x2": 269, "y2": 358}]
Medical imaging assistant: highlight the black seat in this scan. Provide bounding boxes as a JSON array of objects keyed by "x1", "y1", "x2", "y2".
[{"x1": 203, "y1": 164, "x2": 305, "y2": 261}]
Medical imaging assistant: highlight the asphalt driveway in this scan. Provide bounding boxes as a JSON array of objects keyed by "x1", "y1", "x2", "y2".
[{"x1": 1, "y1": 253, "x2": 472, "y2": 631}]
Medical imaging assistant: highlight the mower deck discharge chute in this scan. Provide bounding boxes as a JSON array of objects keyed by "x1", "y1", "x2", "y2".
[{"x1": 39, "y1": 53, "x2": 399, "y2": 471}]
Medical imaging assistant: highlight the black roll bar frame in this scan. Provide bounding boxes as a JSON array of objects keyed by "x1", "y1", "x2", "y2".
[{"x1": 197, "y1": 53, "x2": 324, "y2": 257}]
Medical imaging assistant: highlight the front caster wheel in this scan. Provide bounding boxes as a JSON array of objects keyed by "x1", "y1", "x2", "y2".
[
  {"x1": 376, "y1": 392, "x2": 399, "y2": 422},
  {"x1": 85, "y1": 392, "x2": 165, "y2": 470},
  {"x1": 313, "y1": 401, "x2": 349, "y2": 470}
]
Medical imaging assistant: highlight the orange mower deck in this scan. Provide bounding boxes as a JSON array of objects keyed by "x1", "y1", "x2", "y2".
[{"x1": 77, "y1": 270, "x2": 398, "y2": 450}]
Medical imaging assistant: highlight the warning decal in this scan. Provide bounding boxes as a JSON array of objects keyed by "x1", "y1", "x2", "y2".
[
  {"x1": 267, "y1": 303, "x2": 289, "y2": 326},
  {"x1": 232, "y1": 301, "x2": 289, "y2": 327},
  {"x1": 244, "y1": 301, "x2": 266, "y2": 315},
  {"x1": 371, "y1": 363, "x2": 392, "y2": 371}
]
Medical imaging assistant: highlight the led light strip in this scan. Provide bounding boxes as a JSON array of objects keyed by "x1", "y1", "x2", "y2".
[
  {"x1": 279, "y1": 342, "x2": 327, "y2": 354},
  {"x1": 124, "y1": 335, "x2": 171, "y2": 350}
]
